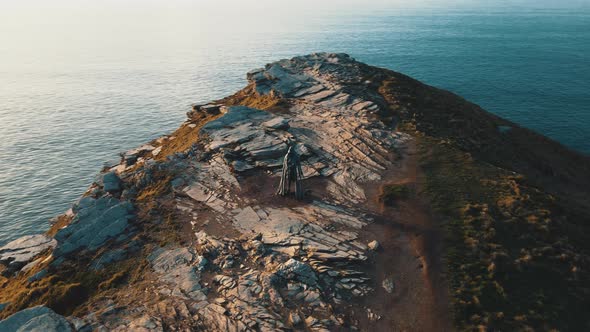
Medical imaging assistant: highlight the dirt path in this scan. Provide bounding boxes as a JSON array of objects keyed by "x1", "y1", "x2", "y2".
[
  {"x1": 353, "y1": 139, "x2": 452, "y2": 332},
  {"x1": 178, "y1": 138, "x2": 452, "y2": 331}
]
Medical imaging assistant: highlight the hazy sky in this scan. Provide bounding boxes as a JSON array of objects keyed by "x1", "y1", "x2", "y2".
[
  {"x1": 2, "y1": 0, "x2": 588, "y2": 26},
  {"x1": 1, "y1": 0, "x2": 587, "y2": 71},
  {"x1": 2, "y1": 0, "x2": 587, "y2": 30},
  {"x1": 2, "y1": 0, "x2": 589, "y2": 13}
]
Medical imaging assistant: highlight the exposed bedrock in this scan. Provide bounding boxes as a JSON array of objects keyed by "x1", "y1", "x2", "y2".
[
  {"x1": 53, "y1": 197, "x2": 135, "y2": 259},
  {"x1": 0, "y1": 306, "x2": 73, "y2": 332},
  {"x1": 0, "y1": 235, "x2": 56, "y2": 276},
  {"x1": 1, "y1": 53, "x2": 413, "y2": 331},
  {"x1": 145, "y1": 52, "x2": 416, "y2": 331},
  {"x1": 1, "y1": 50, "x2": 587, "y2": 331},
  {"x1": 0, "y1": 53, "x2": 463, "y2": 331}
]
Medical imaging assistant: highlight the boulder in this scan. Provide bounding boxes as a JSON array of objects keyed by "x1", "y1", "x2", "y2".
[
  {"x1": 123, "y1": 144, "x2": 156, "y2": 165},
  {"x1": 201, "y1": 104, "x2": 221, "y2": 114},
  {"x1": 368, "y1": 240, "x2": 380, "y2": 251},
  {"x1": 151, "y1": 146, "x2": 162, "y2": 157},
  {"x1": 382, "y1": 277, "x2": 394, "y2": 293},
  {"x1": 0, "y1": 306, "x2": 72, "y2": 332},
  {"x1": 127, "y1": 315, "x2": 163, "y2": 331},
  {"x1": 101, "y1": 171, "x2": 122, "y2": 192},
  {"x1": 289, "y1": 312, "x2": 302, "y2": 326},
  {"x1": 191, "y1": 103, "x2": 204, "y2": 111}
]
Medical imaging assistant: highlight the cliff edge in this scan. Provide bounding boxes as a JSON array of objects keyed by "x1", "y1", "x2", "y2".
[{"x1": 0, "y1": 53, "x2": 589, "y2": 331}]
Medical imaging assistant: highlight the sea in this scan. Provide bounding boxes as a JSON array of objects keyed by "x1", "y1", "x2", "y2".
[{"x1": 0, "y1": 2, "x2": 589, "y2": 245}]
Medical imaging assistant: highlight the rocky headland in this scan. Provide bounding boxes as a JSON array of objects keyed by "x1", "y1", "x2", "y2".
[{"x1": 0, "y1": 53, "x2": 589, "y2": 331}]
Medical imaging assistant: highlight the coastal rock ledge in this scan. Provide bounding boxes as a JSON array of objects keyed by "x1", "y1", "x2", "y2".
[{"x1": 1, "y1": 53, "x2": 589, "y2": 332}]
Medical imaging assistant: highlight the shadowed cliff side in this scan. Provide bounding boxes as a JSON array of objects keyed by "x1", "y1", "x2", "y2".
[{"x1": 374, "y1": 67, "x2": 590, "y2": 331}]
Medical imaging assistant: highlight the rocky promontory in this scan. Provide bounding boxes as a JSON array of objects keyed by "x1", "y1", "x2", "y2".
[{"x1": 0, "y1": 53, "x2": 589, "y2": 331}]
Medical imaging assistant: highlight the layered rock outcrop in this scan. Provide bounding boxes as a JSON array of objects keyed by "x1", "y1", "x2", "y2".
[
  {"x1": 0, "y1": 235, "x2": 56, "y2": 276},
  {"x1": 0, "y1": 306, "x2": 73, "y2": 332},
  {"x1": 1, "y1": 53, "x2": 589, "y2": 332}
]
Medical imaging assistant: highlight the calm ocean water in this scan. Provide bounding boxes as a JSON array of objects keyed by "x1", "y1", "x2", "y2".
[{"x1": 0, "y1": 4, "x2": 589, "y2": 245}]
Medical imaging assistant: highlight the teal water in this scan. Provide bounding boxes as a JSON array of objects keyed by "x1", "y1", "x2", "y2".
[{"x1": 0, "y1": 3, "x2": 589, "y2": 244}]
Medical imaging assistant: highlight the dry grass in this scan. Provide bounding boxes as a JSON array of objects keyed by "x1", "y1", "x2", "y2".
[
  {"x1": 1, "y1": 276, "x2": 85, "y2": 317},
  {"x1": 375, "y1": 72, "x2": 590, "y2": 331},
  {"x1": 220, "y1": 85, "x2": 288, "y2": 112},
  {"x1": 136, "y1": 174, "x2": 173, "y2": 202},
  {"x1": 0, "y1": 253, "x2": 151, "y2": 319},
  {"x1": 153, "y1": 111, "x2": 221, "y2": 161},
  {"x1": 47, "y1": 214, "x2": 73, "y2": 237},
  {"x1": 98, "y1": 270, "x2": 128, "y2": 291},
  {"x1": 416, "y1": 137, "x2": 590, "y2": 331}
]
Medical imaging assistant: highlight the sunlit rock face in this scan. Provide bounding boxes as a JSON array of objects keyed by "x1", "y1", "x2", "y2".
[
  {"x1": 0, "y1": 53, "x2": 422, "y2": 332},
  {"x1": 0, "y1": 306, "x2": 73, "y2": 332},
  {"x1": 1, "y1": 49, "x2": 588, "y2": 331},
  {"x1": 154, "y1": 53, "x2": 413, "y2": 331},
  {"x1": 0, "y1": 235, "x2": 56, "y2": 276},
  {"x1": 53, "y1": 197, "x2": 134, "y2": 258}
]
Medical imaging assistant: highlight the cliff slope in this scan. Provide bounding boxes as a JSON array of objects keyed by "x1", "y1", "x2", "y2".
[{"x1": 0, "y1": 53, "x2": 589, "y2": 331}]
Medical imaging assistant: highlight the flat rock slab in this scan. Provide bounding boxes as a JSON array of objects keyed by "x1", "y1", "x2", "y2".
[
  {"x1": 149, "y1": 248, "x2": 207, "y2": 300},
  {"x1": 0, "y1": 235, "x2": 56, "y2": 273},
  {"x1": 0, "y1": 306, "x2": 72, "y2": 332},
  {"x1": 201, "y1": 106, "x2": 270, "y2": 131},
  {"x1": 275, "y1": 258, "x2": 318, "y2": 286},
  {"x1": 53, "y1": 197, "x2": 134, "y2": 258},
  {"x1": 261, "y1": 117, "x2": 290, "y2": 130}
]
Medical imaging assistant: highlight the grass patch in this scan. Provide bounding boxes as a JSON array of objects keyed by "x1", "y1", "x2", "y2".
[
  {"x1": 98, "y1": 271, "x2": 128, "y2": 291},
  {"x1": 47, "y1": 214, "x2": 73, "y2": 237},
  {"x1": 153, "y1": 111, "x2": 221, "y2": 162},
  {"x1": 380, "y1": 184, "x2": 411, "y2": 206},
  {"x1": 0, "y1": 274, "x2": 89, "y2": 318},
  {"x1": 1, "y1": 276, "x2": 87, "y2": 317},
  {"x1": 374, "y1": 72, "x2": 590, "y2": 331},
  {"x1": 220, "y1": 84, "x2": 289, "y2": 112},
  {"x1": 416, "y1": 136, "x2": 590, "y2": 331},
  {"x1": 0, "y1": 252, "x2": 148, "y2": 319},
  {"x1": 136, "y1": 174, "x2": 172, "y2": 202}
]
